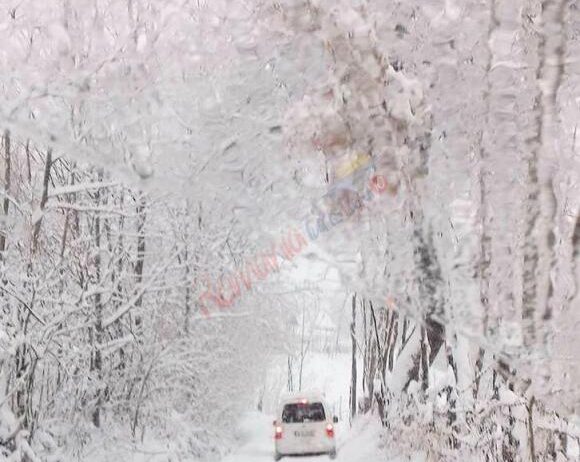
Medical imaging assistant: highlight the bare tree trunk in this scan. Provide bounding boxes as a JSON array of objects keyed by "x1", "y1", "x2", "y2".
[
  {"x1": 473, "y1": 347, "x2": 485, "y2": 402},
  {"x1": 535, "y1": 0, "x2": 567, "y2": 324},
  {"x1": 12, "y1": 144, "x2": 52, "y2": 435},
  {"x1": 527, "y1": 396, "x2": 537, "y2": 462},
  {"x1": 419, "y1": 327, "x2": 429, "y2": 393},
  {"x1": 92, "y1": 170, "x2": 104, "y2": 428},
  {"x1": 114, "y1": 192, "x2": 127, "y2": 370},
  {"x1": 361, "y1": 298, "x2": 368, "y2": 398},
  {"x1": 287, "y1": 356, "x2": 294, "y2": 392},
  {"x1": 479, "y1": 0, "x2": 495, "y2": 339},
  {"x1": 522, "y1": 0, "x2": 544, "y2": 349},
  {"x1": 184, "y1": 245, "x2": 192, "y2": 334},
  {"x1": 369, "y1": 301, "x2": 386, "y2": 417},
  {"x1": 25, "y1": 140, "x2": 32, "y2": 183},
  {"x1": 385, "y1": 311, "x2": 398, "y2": 373},
  {"x1": 446, "y1": 342, "x2": 459, "y2": 449},
  {"x1": 134, "y1": 193, "x2": 146, "y2": 331},
  {"x1": 183, "y1": 200, "x2": 194, "y2": 334},
  {"x1": 350, "y1": 293, "x2": 357, "y2": 423},
  {"x1": 0, "y1": 130, "x2": 11, "y2": 255},
  {"x1": 401, "y1": 316, "x2": 409, "y2": 346},
  {"x1": 572, "y1": 217, "x2": 580, "y2": 302},
  {"x1": 32, "y1": 149, "x2": 52, "y2": 254},
  {"x1": 414, "y1": 223, "x2": 446, "y2": 363}
]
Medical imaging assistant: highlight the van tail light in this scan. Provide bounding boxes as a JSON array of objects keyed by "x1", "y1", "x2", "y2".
[
  {"x1": 275, "y1": 426, "x2": 283, "y2": 440},
  {"x1": 326, "y1": 423, "x2": 335, "y2": 438}
]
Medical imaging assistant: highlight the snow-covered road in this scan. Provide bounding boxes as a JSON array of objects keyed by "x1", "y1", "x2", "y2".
[{"x1": 221, "y1": 412, "x2": 387, "y2": 462}]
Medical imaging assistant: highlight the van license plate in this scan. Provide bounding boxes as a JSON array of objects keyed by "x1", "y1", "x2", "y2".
[{"x1": 295, "y1": 430, "x2": 315, "y2": 437}]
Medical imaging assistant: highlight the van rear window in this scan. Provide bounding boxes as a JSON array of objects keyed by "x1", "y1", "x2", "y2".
[{"x1": 282, "y1": 402, "x2": 326, "y2": 423}]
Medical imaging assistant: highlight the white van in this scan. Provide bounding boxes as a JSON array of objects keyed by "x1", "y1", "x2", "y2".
[{"x1": 273, "y1": 392, "x2": 338, "y2": 460}]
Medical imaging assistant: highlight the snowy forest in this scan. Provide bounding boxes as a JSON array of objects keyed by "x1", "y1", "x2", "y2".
[{"x1": 1, "y1": 0, "x2": 580, "y2": 461}]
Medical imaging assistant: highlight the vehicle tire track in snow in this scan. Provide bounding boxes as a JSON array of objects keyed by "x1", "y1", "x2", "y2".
[{"x1": 221, "y1": 412, "x2": 387, "y2": 462}]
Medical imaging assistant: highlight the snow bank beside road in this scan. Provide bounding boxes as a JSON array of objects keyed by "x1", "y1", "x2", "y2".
[{"x1": 334, "y1": 415, "x2": 385, "y2": 462}]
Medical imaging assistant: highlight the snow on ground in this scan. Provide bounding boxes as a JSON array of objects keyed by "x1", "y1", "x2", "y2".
[{"x1": 222, "y1": 411, "x2": 387, "y2": 462}]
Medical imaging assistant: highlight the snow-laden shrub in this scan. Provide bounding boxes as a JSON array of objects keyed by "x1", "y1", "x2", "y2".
[{"x1": 0, "y1": 362, "x2": 39, "y2": 462}]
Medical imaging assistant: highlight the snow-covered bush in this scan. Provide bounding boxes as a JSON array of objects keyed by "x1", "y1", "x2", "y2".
[{"x1": 0, "y1": 356, "x2": 39, "y2": 462}]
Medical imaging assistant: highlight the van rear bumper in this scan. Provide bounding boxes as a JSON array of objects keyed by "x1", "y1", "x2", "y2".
[{"x1": 276, "y1": 440, "x2": 335, "y2": 456}]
